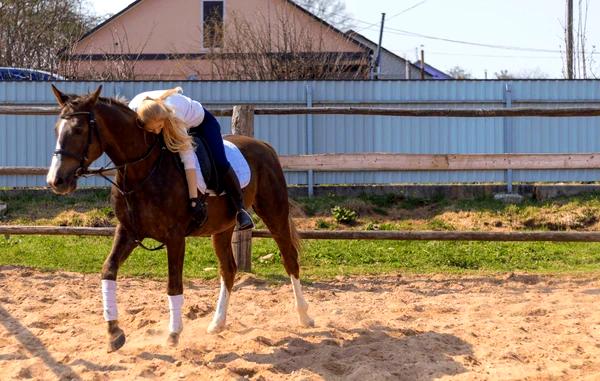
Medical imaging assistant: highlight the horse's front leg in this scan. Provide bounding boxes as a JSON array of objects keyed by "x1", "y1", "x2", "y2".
[
  {"x1": 101, "y1": 224, "x2": 138, "y2": 352},
  {"x1": 165, "y1": 236, "x2": 186, "y2": 347}
]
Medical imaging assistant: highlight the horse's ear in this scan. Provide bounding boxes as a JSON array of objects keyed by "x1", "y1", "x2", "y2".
[
  {"x1": 136, "y1": 117, "x2": 145, "y2": 129},
  {"x1": 89, "y1": 85, "x2": 103, "y2": 105},
  {"x1": 51, "y1": 84, "x2": 69, "y2": 107}
]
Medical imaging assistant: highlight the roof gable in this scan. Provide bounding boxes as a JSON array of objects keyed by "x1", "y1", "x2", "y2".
[
  {"x1": 347, "y1": 30, "x2": 418, "y2": 68},
  {"x1": 74, "y1": 0, "x2": 369, "y2": 54}
]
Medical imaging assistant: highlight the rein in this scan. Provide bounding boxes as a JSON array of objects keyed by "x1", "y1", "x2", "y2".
[{"x1": 55, "y1": 110, "x2": 166, "y2": 251}]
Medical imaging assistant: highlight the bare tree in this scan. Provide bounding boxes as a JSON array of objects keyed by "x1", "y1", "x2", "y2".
[
  {"x1": 494, "y1": 68, "x2": 549, "y2": 79},
  {"x1": 58, "y1": 0, "x2": 365, "y2": 80},
  {"x1": 494, "y1": 70, "x2": 513, "y2": 79},
  {"x1": 0, "y1": 0, "x2": 98, "y2": 73},
  {"x1": 203, "y1": 6, "x2": 369, "y2": 80},
  {"x1": 561, "y1": 0, "x2": 596, "y2": 78},
  {"x1": 447, "y1": 66, "x2": 472, "y2": 79},
  {"x1": 292, "y1": 0, "x2": 354, "y2": 31},
  {"x1": 61, "y1": 24, "x2": 155, "y2": 80},
  {"x1": 516, "y1": 68, "x2": 550, "y2": 79}
]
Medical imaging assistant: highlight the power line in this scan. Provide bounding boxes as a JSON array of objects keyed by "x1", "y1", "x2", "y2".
[
  {"x1": 346, "y1": 10, "x2": 563, "y2": 54},
  {"x1": 320, "y1": 1, "x2": 583, "y2": 57},
  {"x1": 426, "y1": 51, "x2": 565, "y2": 60},
  {"x1": 354, "y1": 0, "x2": 430, "y2": 32},
  {"x1": 381, "y1": 26, "x2": 563, "y2": 53},
  {"x1": 387, "y1": 0, "x2": 430, "y2": 20}
]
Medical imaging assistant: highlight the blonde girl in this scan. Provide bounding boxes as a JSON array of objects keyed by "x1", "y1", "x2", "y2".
[{"x1": 128, "y1": 87, "x2": 253, "y2": 230}]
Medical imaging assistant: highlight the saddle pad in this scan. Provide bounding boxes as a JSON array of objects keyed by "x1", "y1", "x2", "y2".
[{"x1": 193, "y1": 140, "x2": 251, "y2": 196}]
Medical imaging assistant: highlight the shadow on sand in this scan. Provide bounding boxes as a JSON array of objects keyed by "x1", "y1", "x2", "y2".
[
  {"x1": 0, "y1": 304, "x2": 127, "y2": 379},
  {"x1": 211, "y1": 325, "x2": 474, "y2": 380}
]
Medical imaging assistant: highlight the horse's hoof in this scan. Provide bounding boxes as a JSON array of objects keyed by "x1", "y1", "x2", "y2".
[
  {"x1": 207, "y1": 320, "x2": 225, "y2": 334},
  {"x1": 167, "y1": 332, "x2": 180, "y2": 347},
  {"x1": 299, "y1": 315, "x2": 315, "y2": 328},
  {"x1": 107, "y1": 328, "x2": 126, "y2": 353}
]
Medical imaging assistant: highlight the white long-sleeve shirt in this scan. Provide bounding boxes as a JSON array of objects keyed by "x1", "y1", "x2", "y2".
[
  {"x1": 128, "y1": 90, "x2": 205, "y2": 127},
  {"x1": 128, "y1": 89, "x2": 205, "y2": 170}
]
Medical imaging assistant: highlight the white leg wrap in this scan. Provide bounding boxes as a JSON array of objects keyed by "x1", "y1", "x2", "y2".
[
  {"x1": 168, "y1": 294, "x2": 184, "y2": 333},
  {"x1": 291, "y1": 276, "x2": 314, "y2": 327},
  {"x1": 101, "y1": 280, "x2": 118, "y2": 321},
  {"x1": 208, "y1": 278, "x2": 229, "y2": 333}
]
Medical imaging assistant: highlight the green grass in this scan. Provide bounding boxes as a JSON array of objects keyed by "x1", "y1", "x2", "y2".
[
  {"x1": 4, "y1": 189, "x2": 600, "y2": 280},
  {"x1": 3, "y1": 235, "x2": 600, "y2": 280},
  {"x1": 0, "y1": 189, "x2": 114, "y2": 225}
]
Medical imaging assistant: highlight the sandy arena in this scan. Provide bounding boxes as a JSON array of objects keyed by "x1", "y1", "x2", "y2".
[{"x1": 1, "y1": 266, "x2": 600, "y2": 380}]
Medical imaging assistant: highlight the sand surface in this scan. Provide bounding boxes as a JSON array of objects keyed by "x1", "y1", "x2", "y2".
[{"x1": 1, "y1": 266, "x2": 600, "y2": 380}]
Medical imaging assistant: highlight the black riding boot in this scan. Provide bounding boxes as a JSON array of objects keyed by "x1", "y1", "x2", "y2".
[{"x1": 222, "y1": 167, "x2": 254, "y2": 231}]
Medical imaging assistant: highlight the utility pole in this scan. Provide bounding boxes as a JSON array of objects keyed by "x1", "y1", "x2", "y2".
[
  {"x1": 566, "y1": 0, "x2": 574, "y2": 79},
  {"x1": 370, "y1": 13, "x2": 386, "y2": 80},
  {"x1": 420, "y1": 46, "x2": 425, "y2": 80}
]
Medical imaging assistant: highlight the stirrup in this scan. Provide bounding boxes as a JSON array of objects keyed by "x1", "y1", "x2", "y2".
[{"x1": 235, "y1": 209, "x2": 254, "y2": 231}]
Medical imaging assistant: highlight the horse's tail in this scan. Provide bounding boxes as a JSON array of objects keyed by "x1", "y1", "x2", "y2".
[{"x1": 288, "y1": 213, "x2": 303, "y2": 255}]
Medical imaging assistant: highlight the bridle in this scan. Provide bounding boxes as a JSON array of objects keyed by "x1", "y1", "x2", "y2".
[
  {"x1": 54, "y1": 109, "x2": 166, "y2": 251},
  {"x1": 54, "y1": 110, "x2": 160, "y2": 179},
  {"x1": 53, "y1": 111, "x2": 99, "y2": 178}
]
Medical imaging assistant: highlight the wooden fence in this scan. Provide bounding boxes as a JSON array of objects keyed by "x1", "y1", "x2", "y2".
[
  {"x1": 3, "y1": 104, "x2": 600, "y2": 271},
  {"x1": 4, "y1": 225, "x2": 600, "y2": 242}
]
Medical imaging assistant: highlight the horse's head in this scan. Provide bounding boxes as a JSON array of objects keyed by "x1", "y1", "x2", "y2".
[{"x1": 47, "y1": 85, "x2": 104, "y2": 194}]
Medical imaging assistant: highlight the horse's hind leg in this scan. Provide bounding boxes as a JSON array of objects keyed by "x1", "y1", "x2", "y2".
[
  {"x1": 207, "y1": 227, "x2": 236, "y2": 334},
  {"x1": 207, "y1": 227, "x2": 236, "y2": 333},
  {"x1": 101, "y1": 224, "x2": 137, "y2": 352},
  {"x1": 253, "y1": 201, "x2": 314, "y2": 327}
]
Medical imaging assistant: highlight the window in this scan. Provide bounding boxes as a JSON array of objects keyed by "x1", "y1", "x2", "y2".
[{"x1": 203, "y1": 1, "x2": 224, "y2": 48}]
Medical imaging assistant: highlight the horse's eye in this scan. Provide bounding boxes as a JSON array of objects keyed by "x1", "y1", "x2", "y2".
[{"x1": 71, "y1": 126, "x2": 85, "y2": 135}]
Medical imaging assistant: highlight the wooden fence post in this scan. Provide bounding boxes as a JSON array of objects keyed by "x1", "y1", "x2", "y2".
[{"x1": 230, "y1": 105, "x2": 254, "y2": 272}]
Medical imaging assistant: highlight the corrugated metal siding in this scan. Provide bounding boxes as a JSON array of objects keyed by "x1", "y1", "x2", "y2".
[
  {"x1": 1, "y1": 80, "x2": 600, "y2": 188},
  {"x1": 510, "y1": 80, "x2": 600, "y2": 182}
]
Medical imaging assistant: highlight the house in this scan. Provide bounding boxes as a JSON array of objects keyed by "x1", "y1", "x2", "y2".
[
  {"x1": 346, "y1": 30, "x2": 428, "y2": 80},
  {"x1": 346, "y1": 30, "x2": 451, "y2": 80},
  {"x1": 61, "y1": 0, "x2": 374, "y2": 80},
  {"x1": 412, "y1": 62, "x2": 453, "y2": 80}
]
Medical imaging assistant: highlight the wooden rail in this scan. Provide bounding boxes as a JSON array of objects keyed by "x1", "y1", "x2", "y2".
[
  {"x1": 0, "y1": 105, "x2": 235, "y2": 117},
  {"x1": 253, "y1": 106, "x2": 600, "y2": 117},
  {"x1": 0, "y1": 105, "x2": 60, "y2": 116},
  {"x1": 4, "y1": 153, "x2": 600, "y2": 176},
  {"x1": 279, "y1": 153, "x2": 600, "y2": 171},
  {"x1": 3, "y1": 225, "x2": 600, "y2": 243},
  {"x1": 4, "y1": 105, "x2": 600, "y2": 117},
  {"x1": 0, "y1": 153, "x2": 600, "y2": 176}
]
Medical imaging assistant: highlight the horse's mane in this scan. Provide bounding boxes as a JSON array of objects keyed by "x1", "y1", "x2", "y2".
[
  {"x1": 68, "y1": 92, "x2": 134, "y2": 115},
  {"x1": 98, "y1": 96, "x2": 135, "y2": 115}
]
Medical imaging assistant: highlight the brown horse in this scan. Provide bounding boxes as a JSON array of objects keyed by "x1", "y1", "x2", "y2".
[{"x1": 46, "y1": 85, "x2": 313, "y2": 352}]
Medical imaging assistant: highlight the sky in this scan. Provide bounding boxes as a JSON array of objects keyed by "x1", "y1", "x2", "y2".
[{"x1": 88, "y1": 0, "x2": 599, "y2": 79}]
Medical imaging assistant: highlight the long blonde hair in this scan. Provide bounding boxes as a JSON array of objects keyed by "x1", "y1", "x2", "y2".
[{"x1": 136, "y1": 87, "x2": 193, "y2": 153}]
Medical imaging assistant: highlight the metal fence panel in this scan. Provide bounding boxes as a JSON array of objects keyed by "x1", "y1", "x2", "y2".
[{"x1": 1, "y1": 80, "x2": 600, "y2": 188}]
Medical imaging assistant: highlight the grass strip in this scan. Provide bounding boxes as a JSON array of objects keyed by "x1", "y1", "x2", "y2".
[{"x1": 2, "y1": 235, "x2": 600, "y2": 280}]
